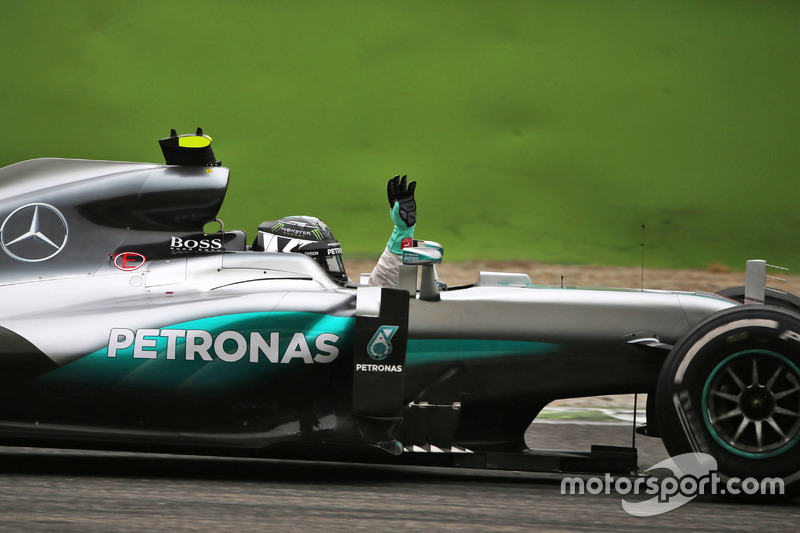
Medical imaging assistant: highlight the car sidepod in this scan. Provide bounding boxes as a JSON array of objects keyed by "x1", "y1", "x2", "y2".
[{"x1": 0, "y1": 271, "x2": 360, "y2": 450}]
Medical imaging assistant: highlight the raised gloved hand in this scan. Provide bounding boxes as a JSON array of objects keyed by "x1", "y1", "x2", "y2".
[{"x1": 386, "y1": 175, "x2": 416, "y2": 254}]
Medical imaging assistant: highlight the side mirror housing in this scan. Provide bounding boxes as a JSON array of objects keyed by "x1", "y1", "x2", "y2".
[
  {"x1": 402, "y1": 246, "x2": 442, "y2": 266},
  {"x1": 400, "y1": 241, "x2": 444, "y2": 301}
]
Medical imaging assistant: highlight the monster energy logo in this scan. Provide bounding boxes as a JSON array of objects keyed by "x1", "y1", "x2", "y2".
[{"x1": 270, "y1": 223, "x2": 323, "y2": 241}]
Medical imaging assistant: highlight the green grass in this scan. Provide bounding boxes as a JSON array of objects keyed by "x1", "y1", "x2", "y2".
[{"x1": 1, "y1": 1, "x2": 798, "y2": 270}]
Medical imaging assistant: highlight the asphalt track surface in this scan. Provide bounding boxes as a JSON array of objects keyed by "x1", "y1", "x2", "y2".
[{"x1": 0, "y1": 421, "x2": 797, "y2": 532}]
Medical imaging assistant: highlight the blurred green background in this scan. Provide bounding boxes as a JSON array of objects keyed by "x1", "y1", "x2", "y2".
[{"x1": 1, "y1": 1, "x2": 798, "y2": 270}]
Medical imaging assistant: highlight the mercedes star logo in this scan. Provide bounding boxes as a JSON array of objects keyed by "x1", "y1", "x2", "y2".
[{"x1": 0, "y1": 203, "x2": 69, "y2": 262}]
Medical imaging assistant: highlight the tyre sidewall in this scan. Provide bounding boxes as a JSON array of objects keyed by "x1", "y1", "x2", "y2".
[{"x1": 657, "y1": 306, "x2": 800, "y2": 486}]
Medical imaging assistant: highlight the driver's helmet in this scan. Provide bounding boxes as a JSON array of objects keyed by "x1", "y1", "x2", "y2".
[{"x1": 254, "y1": 216, "x2": 348, "y2": 284}]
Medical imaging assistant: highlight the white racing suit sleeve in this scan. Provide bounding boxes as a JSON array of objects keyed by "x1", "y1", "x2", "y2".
[{"x1": 367, "y1": 247, "x2": 403, "y2": 287}]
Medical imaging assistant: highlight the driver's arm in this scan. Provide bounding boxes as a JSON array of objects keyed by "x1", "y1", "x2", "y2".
[{"x1": 368, "y1": 175, "x2": 416, "y2": 287}]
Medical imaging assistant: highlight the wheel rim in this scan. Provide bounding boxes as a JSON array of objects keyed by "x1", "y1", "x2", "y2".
[{"x1": 703, "y1": 349, "x2": 800, "y2": 459}]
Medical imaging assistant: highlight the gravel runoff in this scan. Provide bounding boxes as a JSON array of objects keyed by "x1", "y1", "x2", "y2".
[{"x1": 345, "y1": 259, "x2": 800, "y2": 408}]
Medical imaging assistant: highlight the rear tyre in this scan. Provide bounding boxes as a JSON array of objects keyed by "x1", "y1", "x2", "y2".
[{"x1": 656, "y1": 306, "x2": 800, "y2": 499}]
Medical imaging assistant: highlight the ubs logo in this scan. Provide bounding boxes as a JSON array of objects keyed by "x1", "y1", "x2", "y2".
[{"x1": 0, "y1": 203, "x2": 69, "y2": 262}]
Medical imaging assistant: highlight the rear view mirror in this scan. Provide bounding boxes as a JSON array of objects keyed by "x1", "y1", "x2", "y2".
[{"x1": 402, "y1": 247, "x2": 442, "y2": 266}]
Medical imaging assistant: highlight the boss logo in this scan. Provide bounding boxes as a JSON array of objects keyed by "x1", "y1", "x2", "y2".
[{"x1": 170, "y1": 236, "x2": 223, "y2": 252}]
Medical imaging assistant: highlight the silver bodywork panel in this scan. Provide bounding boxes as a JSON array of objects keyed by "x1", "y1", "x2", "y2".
[
  {"x1": 0, "y1": 156, "x2": 743, "y2": 456},
  {"x1": 410, "y1": 285, "x2": 731, "y2": 345}
]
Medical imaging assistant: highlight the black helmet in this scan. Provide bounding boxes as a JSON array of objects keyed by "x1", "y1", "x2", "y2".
[{"x1": 254, "y1": 216, "x2": 347, "y2": 284}]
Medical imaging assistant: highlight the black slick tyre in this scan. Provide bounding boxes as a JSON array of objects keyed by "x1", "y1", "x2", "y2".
[
  {"x1": 656, "y1": 305, "x2": 800, "y2": 500},
  {"x1": 717, "y1": 286, "x2": 800, "y2": 313}
]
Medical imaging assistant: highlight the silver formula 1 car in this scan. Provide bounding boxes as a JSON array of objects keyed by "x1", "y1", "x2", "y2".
[{"x1": 1, "y1": 130, "x2": 799, "y2": 497}]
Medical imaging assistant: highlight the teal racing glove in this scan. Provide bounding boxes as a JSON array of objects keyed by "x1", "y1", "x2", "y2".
[{"x1": 386, "y1": 175, "x2": 416, "y2": 254}]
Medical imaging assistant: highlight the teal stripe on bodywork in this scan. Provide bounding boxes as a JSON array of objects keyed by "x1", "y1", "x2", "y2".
[
  {"x1": 406, "y1": 338, "x2": 558, "y2": 366},
  {"x1": 37, "y1": 312, "x2": 355, "y2": 391}
]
